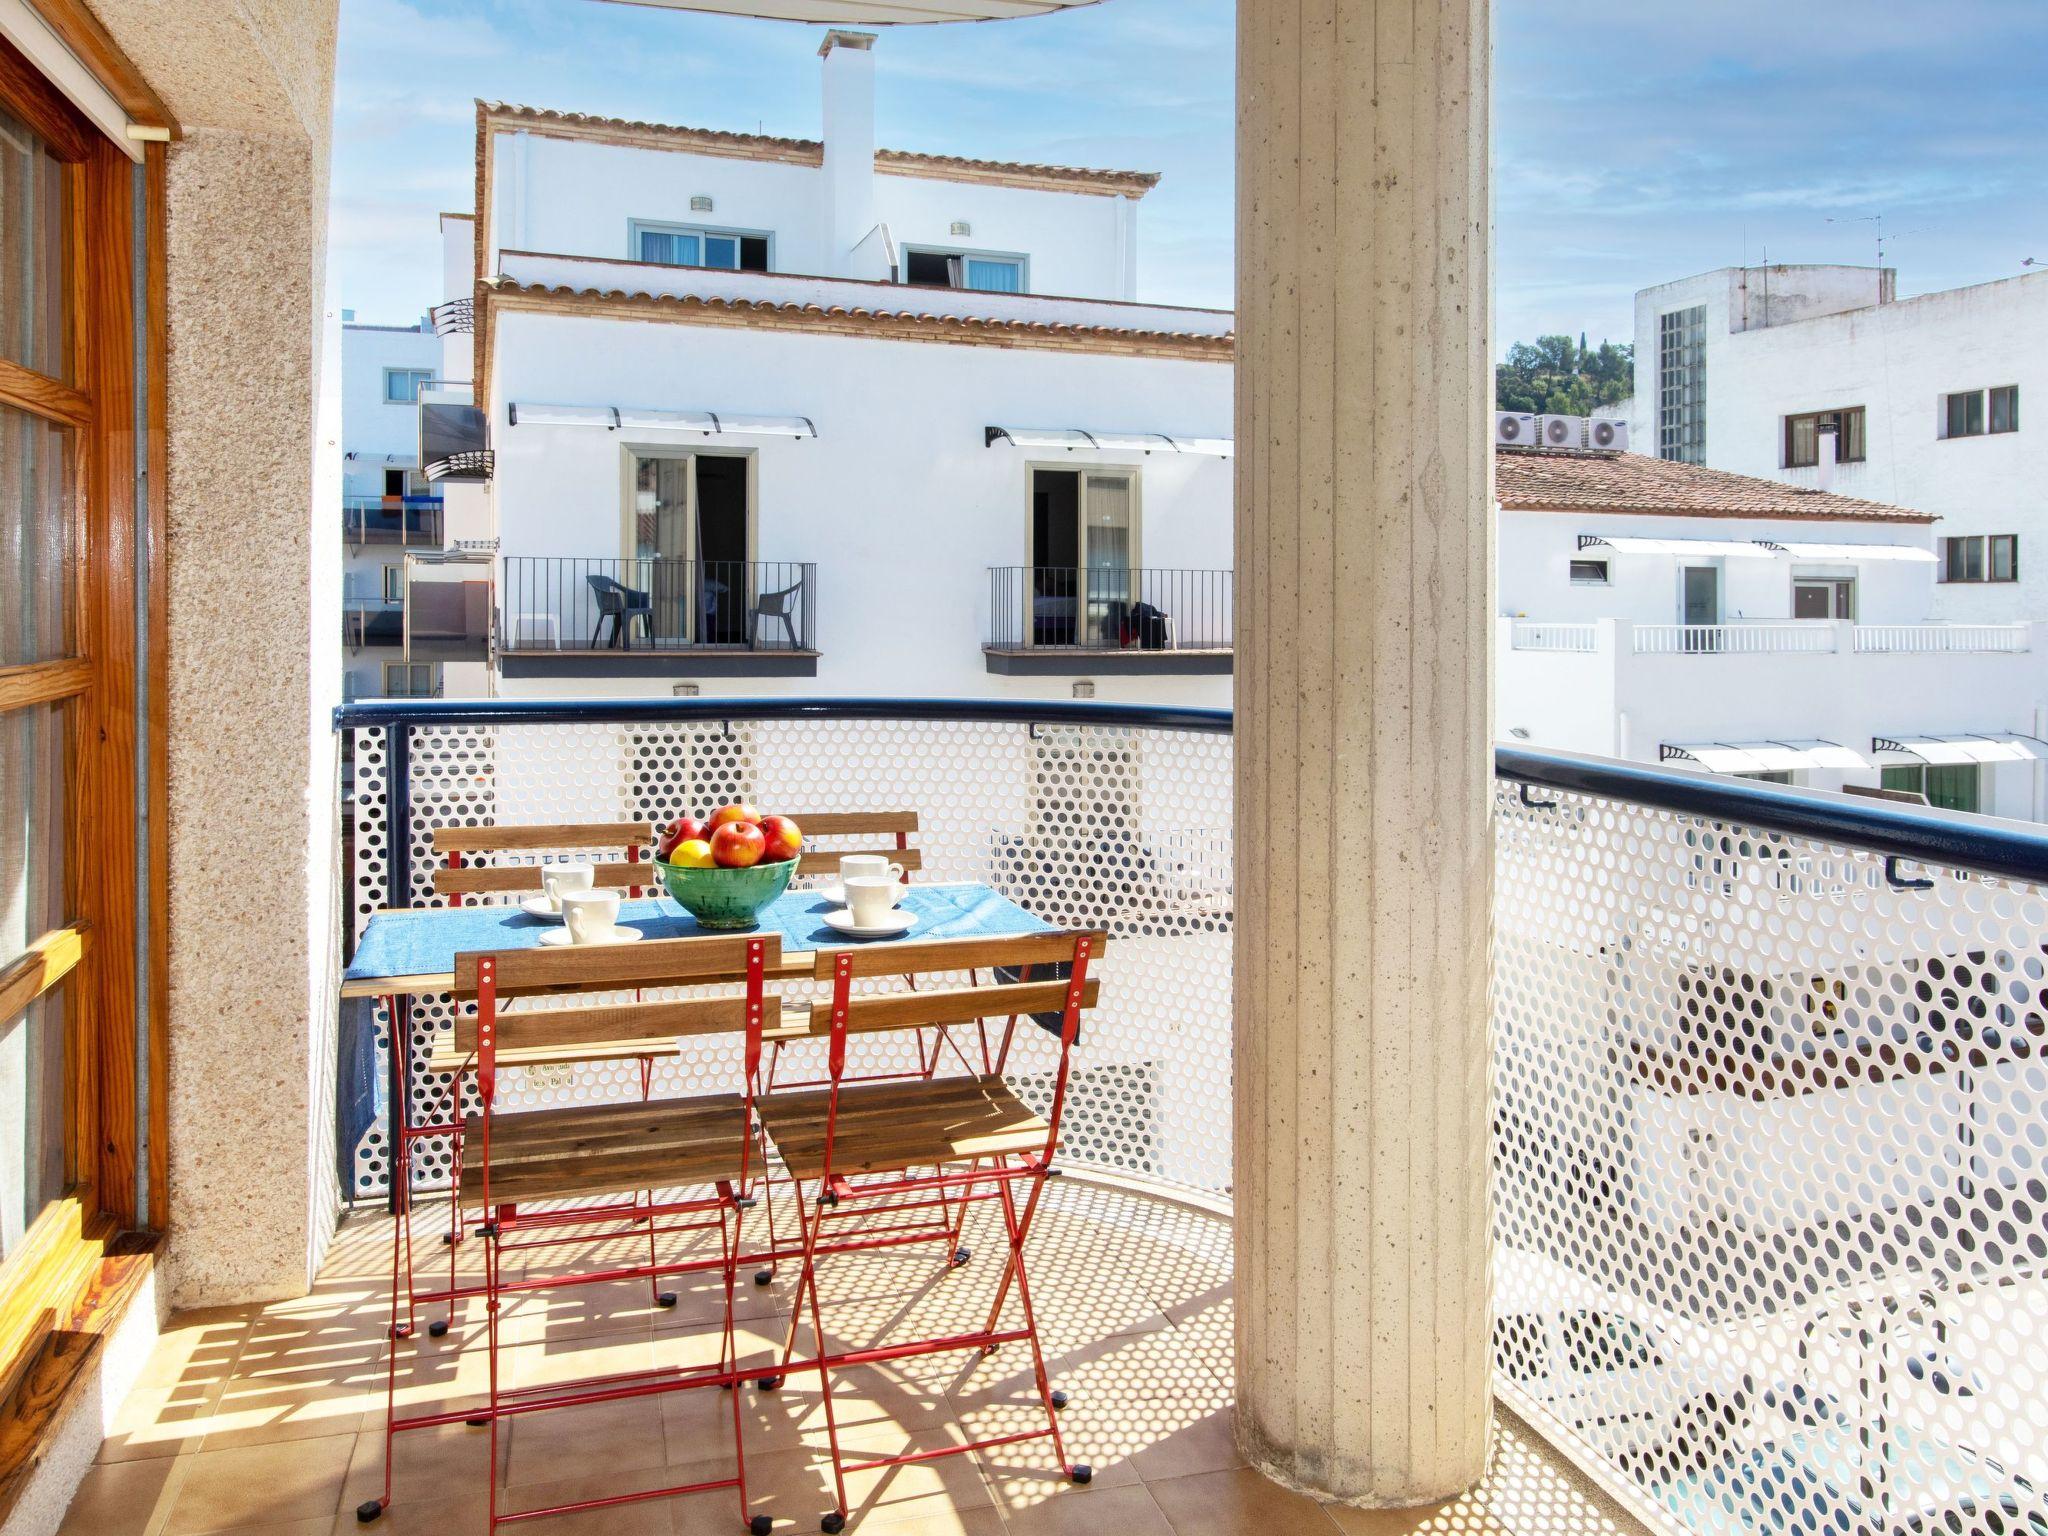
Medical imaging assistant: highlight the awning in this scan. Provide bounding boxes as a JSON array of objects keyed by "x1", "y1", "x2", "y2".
[
  {"x1": 984, "y1": 426, "x2": 1233, "y2": 457},
  {"x1": 1662, "y1": 739, "x2": 1873, "y2": 773},
  {"x1": 508, "y1": 403, "x2": 817, "y2": 438},
  {"x1": 1758, "y1": 541, "x2": 1938, "y2": 563},
  {"x1": 420, "y1": 402, "x2": 490, "y2": 482},
  {"x1": 1578, "y1": 535, "x2": 1777, "y2": 559},
  {"x1": 1872, "y1": 734, "x2": 2048, "y2": 765}
]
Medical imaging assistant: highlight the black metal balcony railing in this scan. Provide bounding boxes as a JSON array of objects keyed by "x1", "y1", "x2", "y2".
[
  {"x1": 497, "y1": 557, "x2": 816, "y2": 654},
  {"x1": 344, "y1": 497, "x2": 443, "y2": 546},
  {"x1": 987, "y1": 566, "x2": 1232, "y2": 652},
  {"x1": 332, "y1": 697, "x2": 2048, "y2": 1536}
]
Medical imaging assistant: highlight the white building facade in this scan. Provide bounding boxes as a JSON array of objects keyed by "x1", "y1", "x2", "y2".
[
  {"x1": 1496, "y1": 441, "x2": 2048, "y2": 821},
  {"x1": 1626, "y1": 264, "x2": 2048, "y2": 621},
  {"x1": 430, "y1": 31, "x2": 1233, "y2": 706},
  {"x1": 339, "y1": 317, "x2": 441, "y2": 701}
]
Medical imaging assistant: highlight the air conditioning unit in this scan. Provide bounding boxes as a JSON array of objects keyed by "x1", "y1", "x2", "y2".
[
  {"x1": 1536, "y1": 414, "x2": 1584, "y2": 449},
  {"x1": 1585, "y1": 417, "x2": 1630, "y2": 452},
  {"x1": 1494, "y1": 412, "x2": 1538, "y2": 447}
]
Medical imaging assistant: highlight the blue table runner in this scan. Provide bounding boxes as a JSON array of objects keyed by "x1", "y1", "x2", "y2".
[{"x1": 345, "y1": 881, "x2": 1053, "y2": 986}]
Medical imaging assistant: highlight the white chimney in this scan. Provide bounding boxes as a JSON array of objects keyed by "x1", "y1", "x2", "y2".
[
  {"x1": 1815, "y1": 421, "x2": 1839, "y2": 493},
  {"x1": 819, "y1": 30, "x2": 881, "y2": 280}
]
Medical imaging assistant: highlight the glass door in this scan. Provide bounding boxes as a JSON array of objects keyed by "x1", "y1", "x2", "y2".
[
  {"x1": 631, "y1": 453, "x2": 692, "y2": 643},
  {"x1": 1793, "y1": 579, "x2": 1855, "y2": 619},
  {"x1": 1681, "y1": 565, "x2": 1720, "y2": 652},
  {"x1": 1080, "y1": 472, "x2": 1135, "y2": 646}
]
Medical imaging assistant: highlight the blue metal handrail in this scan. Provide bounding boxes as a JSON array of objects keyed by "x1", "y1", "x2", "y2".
[{"x1": 330, "y1": 698, "x2": 2048, "y2": 887}]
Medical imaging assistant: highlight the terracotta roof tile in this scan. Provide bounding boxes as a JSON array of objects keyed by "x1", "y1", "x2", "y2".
[
  {"x1": 1495, "y1": 447, "x2": 1933, "y2": 524},
  {"x1": 479, "y1": 102, "x2": 1158, "y2": 196}
]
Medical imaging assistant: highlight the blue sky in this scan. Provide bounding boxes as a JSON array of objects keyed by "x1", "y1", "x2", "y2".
[{"x1": 331, "y1": 0, "x2": 2048, "y2": 353}]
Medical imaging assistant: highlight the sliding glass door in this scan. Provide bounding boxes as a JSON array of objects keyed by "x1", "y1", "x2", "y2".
[
  {"x1": 1029, "y1": 467, "x2": 1137, "y2": 646},
  {"x1": 628, "y1": 451, "x2": 750, "y2": 644}
]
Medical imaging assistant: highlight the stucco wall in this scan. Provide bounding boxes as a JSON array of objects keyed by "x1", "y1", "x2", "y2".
[
  {"x1": 1628, "y1": 268, "x2": 2048, "y2": 623},
  {"x1": 91, "y1": 0, "x2": 343, "y2": 1310}
]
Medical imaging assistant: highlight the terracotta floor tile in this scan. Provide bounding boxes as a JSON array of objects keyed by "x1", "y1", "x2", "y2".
[
  {"x1": 99, "y1": 1377, "x2": 226, "y2": 1462},
  {"x1": 162, "y1": 1433, "x2": 357, "y2": 1535},
  {"x1": 340, "y1": 1420, "x2": 496, "y2": 1507},
  {"x1": 504, "y1": 1394, "x2": 669, "y2": 1488},
  {"x1": 999, "y1": 1481, "x2": 1173, "y2": 1536},
  {"x1": 56, "y1": 1456, "x2": 185, "y2": 1536},
  {"x1": 1144, "y1": 1466, "x2": 1341, "y2": 1536}
]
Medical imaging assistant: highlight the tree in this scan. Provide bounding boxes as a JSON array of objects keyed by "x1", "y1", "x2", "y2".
[{"x1": 1495, "y1": 335, "x2": 1634, "y2": 417}]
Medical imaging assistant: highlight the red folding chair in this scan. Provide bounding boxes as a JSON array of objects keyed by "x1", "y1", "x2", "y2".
[
  {"x1": 753, "y1": 930, "x2": 1107, "y2": 1533},
  {"x1": 362, "y1": 932, "x2": 786, "y2": 1536}
]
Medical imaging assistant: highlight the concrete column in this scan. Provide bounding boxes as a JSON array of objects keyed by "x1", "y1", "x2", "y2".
[{"x1": 1233, "y1": 0, "x2": 1493, "y2": 1508}]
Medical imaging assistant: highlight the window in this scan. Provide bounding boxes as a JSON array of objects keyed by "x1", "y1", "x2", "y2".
[
  {"x1": 1944, "y1": 387, "x2": 2020, "y2": 439},
  {"x1": 631, "y1": 221, "x2": 769, "y2": 273},
  {"x1": 383, "y1": 368, "x2": 432, "y2": 404},
  {"x1": 382, "y1": 468, "x2": 406, "y2": 498},
  {"x1": 0, "y1": 38, "x2": 165, "y2": 1388},
  {"x1": 1794, "y1": 578, "x2": 1855, "y2": 619},
  {"x1": 381, "y1": 564, "x2": 404, "y2": 603},
  {"x1": 1882, "y1": 764, "x2": 1981, "y2": 814},
  {"x1": 902, "y1": 248, "x2": 1028, "y2": 294},
  {"x1": 1657, "y1": 305, "x2": 1707, "y2": 463},
  {"x1": 1941, "y1": 535, "x2": 2018, "y2": 583},
  {"x1": 1992, "y1": 385, "x2": 2020, "y2": 434},
  {"x1": 1784, "y1": 407, "x2": 1866, "y2": 467},
  {"x1": 1569, "y1": 558, "x2": 1609, "y2": 585},
  {"x1": 382, "y1": 662, "x2": 438, "y2": 697}
]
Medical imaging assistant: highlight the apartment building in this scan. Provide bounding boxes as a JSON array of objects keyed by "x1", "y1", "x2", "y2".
[
  {"x1": 425, "y1": 30, "x2": 1233, "y2": 705},
  {"x1": 1496, "y1": 434, "x2": 2048, "y2": 819},
  {"x1": 1626, "y1": 264, "x2": 2048, "y2": 621}
]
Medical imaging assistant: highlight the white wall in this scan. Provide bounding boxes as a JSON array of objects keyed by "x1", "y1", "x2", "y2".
[
  {"x1": 487, "y1": 308, "x2": 1232, "y2": 706},
  {"x1": 438, "y1": 213, "x2": 474, "y2": 385},
  {"x1": 1498, "y1": 505, "x2": 1938, "y2": 625},
  {"x1": 340, "y1": 322, "x2": 437, "y2": 497},
  {"x1": 1496, "y1": 619, "x2": 2048, "y2": 819},
  {"x1": 1629, "y1": 268, "x2": 2048, "y2": 621},
  {"x1": 487, "y1": 129, "x2": 1138, "y2": 301}
]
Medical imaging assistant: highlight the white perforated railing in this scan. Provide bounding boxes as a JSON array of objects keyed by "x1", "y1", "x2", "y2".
[
  {"x1": 340, "y1": 702, "x2": 1235, "y2": 1206},
  {"x1": 1511, "y1": 621, "x2": 1601, "y2": 653},
  {"x1": 1493, "y1": 749, "x2": 2048, "y2": 1536},
  {"x1": 338, "y1": 702, "x2": 2048, "y2": 1536},
  {"x1": 1855, "y1": 625, "x2": 2032, "y2": 654},
  {"x1": 1635, "y1": 623, "x2": 1838, "y2": 654}
]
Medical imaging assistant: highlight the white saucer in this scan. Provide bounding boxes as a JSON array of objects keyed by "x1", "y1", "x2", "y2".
[
  {"x1": 820, "y1": 908, "x2": 918, "y2": 940},
  {"x1": 818, "y1": 881, "x2": 910, "y2": 907},
  {"x1": 520, "y1": 895, "x2": 565, "y2": 920},
  {"x1": 539, "y1": 926, "x2": 644, "y2": 947}
]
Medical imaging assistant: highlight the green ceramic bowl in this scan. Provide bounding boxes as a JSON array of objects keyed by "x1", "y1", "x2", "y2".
[{"x1": 654, "y1": 854, "x2": 799, "y2": 929}]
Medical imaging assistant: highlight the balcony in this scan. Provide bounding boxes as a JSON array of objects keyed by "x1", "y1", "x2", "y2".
[
  {"x1": 56, "y1": 694, "x2": 2048, "y2": 1536},
  {"x1": 984, "y1": 567, "x2": 1233, "y2": 675},
  {"x1": 496, "y1": 557, "x2": 820, "y2": 679},
  {"x1": 1499, "y1": 619, "x2": 2045, "y2": 776},
  {"x1": 346, "y1": 496, "x2": 444, "y2": 550},
  {"x1": 343, "y1": 589, "x2": 403, "y2": 648}
]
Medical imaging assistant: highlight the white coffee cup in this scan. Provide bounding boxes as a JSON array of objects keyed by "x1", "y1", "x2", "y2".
[
  {"x1": 844, "y1": 877, "x2": 901, "y2": 929},
  {"x1": 542, "y1": 862, "x2": 595, "y2": 911},
  {"x1": 561, "y1": 888, "x2": 622, "y2": 945},
  {"x1": 838, "y1": 855, "x2": 905, "y2": 897}
]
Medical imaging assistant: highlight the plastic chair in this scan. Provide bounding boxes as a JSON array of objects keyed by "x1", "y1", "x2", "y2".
[
  {"x1": 588, "y1": 573, "x2": 653, "y2": 649},
  {"x1": 747, "y1": 577, "x2": 804, "y2": 650}
]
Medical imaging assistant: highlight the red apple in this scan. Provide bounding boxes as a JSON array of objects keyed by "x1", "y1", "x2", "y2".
[
  {"x1": 710, "y1": 822, "x2": 766, "y2": 868},
  {"x1": 757, "y1": 815, "x2": 802, "y2": 863},
  {"x1": 655, "y1": 815, "x2": 703, "y2": 860},
  {"x1": 709, "y1": 802, "x2": 761, "y2": 831}
]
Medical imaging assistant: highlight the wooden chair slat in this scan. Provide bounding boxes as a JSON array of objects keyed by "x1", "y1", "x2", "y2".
[
  {"x1": 815, "y1": 929, "x2": 1107, "y2": 980},
  {"x1": 433, "y1": 859, "x2": 647, "y2": 896},
  {"x1": 452, "y1": 933, "x2": 783, "y2": 1001},
  {"x1": 781, "y1": 811, "x2": 918, "y2": 837},
  {"x1": 802, "y1": 977, "x2": 1097, "y2": 1037},
  {"x1": 794, "y1": 847, "x2": 925, "y2": 878},
  {"x1": 452, "y1": 994, "x2": 771, "y2": 1054},
  {"x1": 433, "y1": 822, "x2": 652, "y2": 854},
  {"x1": 759, "y1": 1077, "x2": 1049, "y2": 1180}
]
